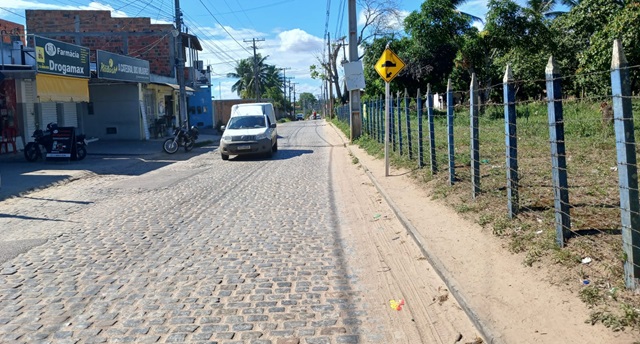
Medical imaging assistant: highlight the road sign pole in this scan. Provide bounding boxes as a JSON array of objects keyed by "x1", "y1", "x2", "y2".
[
  {"x1": 374, "y1": 46, "x2": 404, "y2": 177},
  {"x1": 385, "y1": 81, "x2": 390, "y2": 176}
]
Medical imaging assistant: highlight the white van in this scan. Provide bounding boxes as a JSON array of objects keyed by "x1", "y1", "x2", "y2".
[{"x1": 219, "y1": 103, "x2": 278, "y2": 160}]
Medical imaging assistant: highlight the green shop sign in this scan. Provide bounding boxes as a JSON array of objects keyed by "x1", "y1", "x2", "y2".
[
  {"x1": 34, "y1": 36, "x2": 90, "y2": 78},
  {"x1": 97, "y1": 50, "x2": 150, "y2": 83}
]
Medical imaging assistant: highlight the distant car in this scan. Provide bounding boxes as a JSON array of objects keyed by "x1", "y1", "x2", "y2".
[{"x1": 295, "y1": 113, "x2": 304, "y2": 121}]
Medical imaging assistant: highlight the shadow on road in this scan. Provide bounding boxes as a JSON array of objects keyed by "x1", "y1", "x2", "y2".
[
  {"x1": 224, "y1": 149, "x2": 313, "y2": 162},
  {"x1": 0, "y1": 146, "x2": 217, "y2": 201}
]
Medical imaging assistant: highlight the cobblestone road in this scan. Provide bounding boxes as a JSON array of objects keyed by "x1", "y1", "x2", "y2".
[{"x1": 0, "y1": 120, "x2": 378, "y2": 344}]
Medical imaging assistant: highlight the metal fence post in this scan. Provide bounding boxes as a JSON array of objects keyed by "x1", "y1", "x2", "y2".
[
  {"x1": 504, "y1": 65, "x2": 519, "y2": 218},
  {"x1": 379, "y1": 96, "x2": 384, "y2": 143},
  {"x1": 470, "y1": 73, "x2": 480, "y2": 199},
  {"x1": 405, "y1": 89, "x2": 413, "y2": 160},
  {"x1": 364, "y1": 100, "x2": 369, "y2": 136},
  {"x1": 417, "y1": 89, "x2": 424, "y2": 168},
  {"x1": 427, "y1": 84, "x2": 437, "y2": 174},
  {"x1": 360, "y1": 101, "x2": 365, "y2": 137},
  {"x1": 447, "y1": 79, "x2": 455, "y2": 185},
  {"x1": 390, "y1": 93, "x2": 396, "y2": 151},
  {"x1": 373, "y1": 98, "x2": 377, "y2": 141},
  {"x1": 373, "y1": 99, "x2": 377, "y2": 140},
  {"x1": 397, "y1": 91, "x2": 403, "y2": 156},
  {"x1": 373, "y1": 97, "x2": 380, "y2": 143},
  {"x1": 545, "y1": 57, "x2": 571, "y2": 247},
  {"x1": 369, "y1": 100, "x2": 372, "y2": 138},
  {"x1": 611, "y1": 40, "x2": 640, "y2": 289}
]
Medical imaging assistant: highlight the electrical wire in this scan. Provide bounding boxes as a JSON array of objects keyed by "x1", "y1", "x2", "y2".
[
  {"x1": 196, "y1": 0, "x2": 251, "y2": 55},
  {"x1": 334, "y1": 0, "x2": 346, "y2": 40}
]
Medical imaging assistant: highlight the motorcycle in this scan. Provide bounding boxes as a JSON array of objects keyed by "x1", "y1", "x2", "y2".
[
  {"x1": 24, "y1": 123, "x2": 88, "y2": 162},
  {"x1": 163, "y1": 122, "x2": 199, "y2": 154}
]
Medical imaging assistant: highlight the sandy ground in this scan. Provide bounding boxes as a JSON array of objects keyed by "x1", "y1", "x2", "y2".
[
  {"x1": 325, "y1": 123, "x2": 639, "y2": 344},
  {"x1": 327, "y1": 126, "x2": 481, "y2": 344}
]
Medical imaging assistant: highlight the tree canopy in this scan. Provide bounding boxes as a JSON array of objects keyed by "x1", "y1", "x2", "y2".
[
  {"x1": 354, "y1": 0, "x2": 640, "y2": 101},
  {"x1": 227, "y1": 53, "x2": 285, "y2": 102}
]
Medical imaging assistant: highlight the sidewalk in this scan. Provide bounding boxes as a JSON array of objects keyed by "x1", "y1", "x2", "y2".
[{"x1": 0, "y1": 128, "x2": 220, "y2": 201}]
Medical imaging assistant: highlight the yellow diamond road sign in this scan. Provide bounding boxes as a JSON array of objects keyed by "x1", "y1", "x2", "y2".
[{"x1": 375, "y1": 48, "x2": 405, "y2": 83}]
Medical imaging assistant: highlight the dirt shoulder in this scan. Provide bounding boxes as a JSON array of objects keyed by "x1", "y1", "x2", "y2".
[
  {"x1": 326, "y1": 123, "x2": 638, "y2": 344},
  {"x1": 326, "y1": 124, "x2": 482, "y2": 344}
]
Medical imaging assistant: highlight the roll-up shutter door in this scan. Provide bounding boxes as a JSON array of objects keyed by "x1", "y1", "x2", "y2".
[
  {"x1": 61, "y1": 102, "x2": 78, "y2": 128},
  {"x1": 24, "y1": 80, "x2": 37, "y2": 138},
  {"x1": 41, "y1": 102, "x2": 57, "y2": 128}
]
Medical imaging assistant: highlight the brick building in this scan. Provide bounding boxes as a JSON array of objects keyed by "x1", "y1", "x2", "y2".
[
  {"x1": 26, "y1": 10, "x2": 176, "y2": 77},
  {"x1": 23, "y1": 10, "x2": 209, "y2": 140}
]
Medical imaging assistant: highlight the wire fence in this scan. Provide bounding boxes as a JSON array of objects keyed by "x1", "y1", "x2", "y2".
[{"x1": 336, "y1": 41, "x2": 640, "y2": 294}]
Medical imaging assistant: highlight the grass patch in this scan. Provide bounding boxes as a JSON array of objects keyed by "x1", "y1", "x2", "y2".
[{"x1": 580, "y1": 286, "x2": 603, "y2": 306}]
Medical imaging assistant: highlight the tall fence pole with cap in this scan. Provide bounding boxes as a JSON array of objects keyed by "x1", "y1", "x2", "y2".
[
  {"x1": 470, "y1": 73, "x2": 480, "y2": 199},
  {"x1": 427, "y1": 84, "x2": 437, "y2": 175},
  {"x1": 447, "y1": 79, "x2": 455, "y2": 185},
  {"x1": 397, "y1": 91, "x2": 403, "y2": 156},
  {"x1": 405, "y1": 89, "x2": 413, "y2": 161},
  {"x1": 417, "y1": 89, "x2": 424, "y2": 168},
  {"x1": 504, "y1": 65, "x2": 519, "y2": 218},
  {"x1": 545, "y1": 56, "x2": 571, "y2": 247},
  {"x1": 611, "y1": 40, "x2": 640, "y2": 289}
]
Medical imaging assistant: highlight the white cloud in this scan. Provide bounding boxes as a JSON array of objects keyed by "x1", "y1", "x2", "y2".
[
  {"x1": 276, "y1": 29, "x2": 324, "y2": 53},
  {"x1": 203, "y1": 28, "x2": 326, "y2": 100}
]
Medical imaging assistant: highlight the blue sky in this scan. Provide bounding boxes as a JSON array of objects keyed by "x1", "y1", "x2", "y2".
[{"x1": 0, "y1": 0, "x2": 501, "y2": 100}]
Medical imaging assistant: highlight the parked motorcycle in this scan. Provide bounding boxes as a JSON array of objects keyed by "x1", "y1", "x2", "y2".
[
  {"x1": 24, "y1": 123, "x2": 88, "y2": 162},
  {"x1": 163, "y1": 122, "x2": 199, "y2": 154}
]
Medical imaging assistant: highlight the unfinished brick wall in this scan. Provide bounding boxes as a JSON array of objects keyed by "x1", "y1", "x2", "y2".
[
  {"x1": 26, "y1": 10, "x2": 176, "y2": 77},
  {"x1": 0, "y1": 19, "x2": 25, "y2": 44}
]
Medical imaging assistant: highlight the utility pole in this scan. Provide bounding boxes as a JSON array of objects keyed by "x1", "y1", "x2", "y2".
[
  {"x1": 292, "y1": 82, "x2": 299, "y2": 115},
  {"x1": 174, "y1": 0, "x2": 187, "y2": 127},
  {"x1": 279, "y1": 67, "x2": 291, "y2": 111},
  {"x1": 244, "y1": 38, "x2": 265, "y2": 101},
  {"x1": 324, "y1": 79, "x2": 329, "y2": 118},
  {"x1": 288, "y1": 84, "x2": 293, "y2": 117},
  {"x1": 326, "y1": 32, "x2": 334, "y2": 119},
  {"x1": 285, "y1": 76, "x2": 295, "y2": 116},
  {"x1": 348, "y1": 0, "x2": 361, "y2": 138}
]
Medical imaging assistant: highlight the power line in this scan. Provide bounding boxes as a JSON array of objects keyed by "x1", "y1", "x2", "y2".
[
  {"x1": 197, "y1": 0, "x2": 251, "y2": 54},
  {"x1": 334, "y1": 0, "x2": 346, "y2": 40}
]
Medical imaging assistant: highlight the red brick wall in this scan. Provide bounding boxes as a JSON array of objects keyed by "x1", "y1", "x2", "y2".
[
  {"x1": 0, "y1": 19, "x2": 25, "y2": 44},
  {"x1": 26, "y1": 10, "x2": 176, "y2": 77},
  {"x1": 214, "y1": 100, "x2": 260, "y2": 125}
]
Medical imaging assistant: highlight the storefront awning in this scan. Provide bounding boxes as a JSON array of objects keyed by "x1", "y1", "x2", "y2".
[
  {"x1": 36, "y1": 73, "x2": 89, "y2": 102},
  {"x1": 164, "y1": 83, "x2": 196, "y2": 93},
  {"x1": 148, "y1": 82, "x2": 195, "y2": 95}
]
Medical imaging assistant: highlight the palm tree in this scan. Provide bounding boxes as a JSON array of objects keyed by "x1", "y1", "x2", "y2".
[
  {"x1": 227, "y1": 59, "x2": 253, "y2": 98},
  {"x1": 262, "y1": 64, "x2": 281, "y2": 91},
  {"x1": 227, "y1": 54, "x2": 281, "y2": 100}
]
